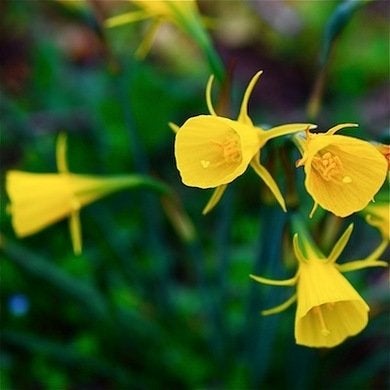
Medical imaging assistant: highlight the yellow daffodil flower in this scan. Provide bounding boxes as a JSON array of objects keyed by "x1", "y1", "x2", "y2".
[
  {"x1": 105, "y1": 0, "x2": 224, "y2": 76},
  {"x1": 250, "y1": 224, "x2": 388, "y2": 348},
  {"x1": 105, "y1": 0, "x2": 199, "y2": 58},
  {"x1": 295, "y1": 125, "x2": 388, "y2": 217},
  {"x1": 173, "y1": 71, "x2": 316, "y2": 213},
  {"x1": 6, "y1": 134, "x2": 167, "y2": 255},
  {"x1": 362, "y1": 202, "x2": 390, "y2": 242}
]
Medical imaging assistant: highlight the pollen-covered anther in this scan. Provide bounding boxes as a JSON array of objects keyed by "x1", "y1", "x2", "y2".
[
  {"x1": 208, "y1": 135, "x2": 242, "y2": 166},
  {"x1": 312, "y1": 151, "x2": 352, "y2": 184},
  {"x1": 222, "y1": 138, "x2": 242, "y2": 163}
]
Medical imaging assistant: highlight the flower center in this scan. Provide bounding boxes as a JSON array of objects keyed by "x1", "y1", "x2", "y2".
[
  {"x1": 312, "y1": 151, "x2": 352, "y2": 184},
  {"x1": 313, "y1": 306, "x2": 331, "y2": 336},
  {"x1": 221, "y1": 137, "x2": 242, "y2": 163},
  {"x1": 200, "y1": 134, "x2": 242, "y2": 168}
]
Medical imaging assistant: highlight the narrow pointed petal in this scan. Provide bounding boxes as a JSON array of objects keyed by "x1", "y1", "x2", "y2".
[
  {"x1": 250, "y1": 158, "x2": 286, "y2": 211},
  {"x1": 363, "y1": 238, "x2": 389, "y2": 262},
  {"x1": 327, "y1": 224, "x2": 354, "y2": 263},
  {"x1": 104, "y1": 10, "x2": 150, "y2": 28},
  {"x1": 263, "y1": 123, "x2": 317, "y2": 142},
  {"x1": 293, "y1": 234, "x2": 309, "y2": 263},
  {"x1": 169, "y1": 122, "x2": 180, "y2": 133},
  {"x1": 250, "y1": 273, "x2": 298, "y2": 286},
  {"x1": 262, "y1": 294, "x2": 297, "y2": 316},
  {"x1": 326, "y1": 123, "x2": 358, "y2": 135},
  {"x1": 206, "y1": 74, "x2": 217, "y2": 116},
  {"x1": 56, "y1": 133, "x2": 68, "y2": 173},
  {"x1": 238, "y1": 71, "x2": 263, "y2": 125},
  {"x1": 135, "y1": 20, "x2": 161, "y2": 59},
  {"x1": 337, "y1": 259, "x2": 388, "y2": 273},
  {"x1": 69, "y1": 210, "x2": 82, "y2": 256},
  {"x1": 202, "y1": 184, "x2": 227, "y2": 214},
  {"x1": 309, "y1": 202, "x2": 318, "y2": 218}
]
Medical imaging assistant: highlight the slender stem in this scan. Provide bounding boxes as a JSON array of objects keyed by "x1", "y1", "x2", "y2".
[
  {"x1": 112, "y1": 61, "x2": 173, "y2": 310},
  {"x1": 244, "y1": 205, "x2": 289, "y2": 386}
]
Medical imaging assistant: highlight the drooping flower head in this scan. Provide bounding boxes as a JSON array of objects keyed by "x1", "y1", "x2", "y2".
[
  {"x1": 6, "y1": 134, "x2": 167, "y2": 255},
  {"x1": 250, "y1": 223, "x2": 387, "y2": 348},
  {"x1": 295, "y1": 125, "x2": 388, "y2": 217},
  {"x1": 104, "y1": 0, "x2": 224, "y2": 78},
  {"x1": 174, "y1": 71, "x2": 316, "y2": 213}
]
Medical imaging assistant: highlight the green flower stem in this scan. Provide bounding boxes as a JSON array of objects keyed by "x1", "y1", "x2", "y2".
[
  {"x1": 185, "y1": 240, "x2": 224, "y2": 365},
  {"x1": 213, "y1": 185, "x2": 234, "y2": 364},
  {"x1": 112, "y1": 64, "x2": 174, "y2": 311},
  {"x1": 76, "y1": 174, "x2": 171, "y2": 198},
  {"x1": 290, "y1": 213, "x2": 319, "y2": 258},
  {"x1": 244, "y1": 205, "x2": 289, "y2": 386},
  {"x1": 181, "y1": 13, "x2": 225, "y2": 82}
]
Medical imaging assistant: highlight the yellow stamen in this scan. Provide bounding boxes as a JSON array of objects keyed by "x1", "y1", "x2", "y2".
[
  {"x1": 312, "y1": 151, "x2": 352, "y2": 184},
  {"x1": 209, "y1": 135, "x2": 242, "y2": 166},
  {"x1": 221, "y1": 138, "x2": 241, "y2": 163},
  {"x1": 313, "y1": 306, "x2": 330, "y2": 336}
]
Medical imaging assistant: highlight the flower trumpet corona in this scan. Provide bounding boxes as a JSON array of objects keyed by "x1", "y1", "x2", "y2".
[
  {"x1": 173, "y1": 71, "x2": 316, "y2": 213},
  {"x1": 295, "y1": 124, "x2": 387, "y2": 217},
  {"x1": 250, "y1": 224, "x2": 388, "y2": 348},
  {"x1": 6, "y1": 134, "x2": 168, "y2": 255}
]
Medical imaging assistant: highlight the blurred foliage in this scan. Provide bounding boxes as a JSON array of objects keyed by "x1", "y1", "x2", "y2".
[{"x1": 0, "y1": 0, "x2": 389, "y2": 389}]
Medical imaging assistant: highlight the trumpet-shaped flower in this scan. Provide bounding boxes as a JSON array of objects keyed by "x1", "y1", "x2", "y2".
[
  {"x1": 250, "y1": 224, "x2": 388, "y2": 348},
  {"x1": 295, "y1": 125, "x2": 387, "y2": 217},
  {"x1": 6, "y1": 134, "x2": 167, "y2": 255},
  {"x1": 173, "y1": 71, "x2": 316, "y2": 213},
  {"x1": 104, "y1": 0, "x2": 224, "y2": 78}
]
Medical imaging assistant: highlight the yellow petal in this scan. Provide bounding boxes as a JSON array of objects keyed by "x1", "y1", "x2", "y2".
[
  {"x1": 104, "y1": 10, "x2": 150, "y2": 28},
  {"x1": 250, "y1": 157, "x2": 286, "y2": 211},
  {"x1": 295, "y1": 259, "x2": 369, "y2": 348},
  {"x1": 237, "y1": 71, "x2": 262, "y2": 125},
  {"x1": 250, "y1": 273, "x2": 298, "y2": 286},
  {"x1": 206, "y1": 74, "x2": 217, "y2": 116},
  {"x1": 202, "y1": 184, "x2": 227, "y2": 214},
  {"x1": 134, "y1": 20, "x2": 161, "y2": 59},
  {"x1": 327, "y1": 223, "x2": 354, "y2": 264},
  {"x1": 6, "y1": 171, "x2": 74, "y2": 237},
  {"x1": 6, "y1": 171, "x2": 142, "y2": 239},
  {"x1": 303, "y1": 135, "x2": 387, "y2": 217},
  {"x1": 175, "y1": 115, "x2": 261, "y2": 188},
  {"x1": 262, "y1": 294, "x2": 297, "y2": 316}
]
